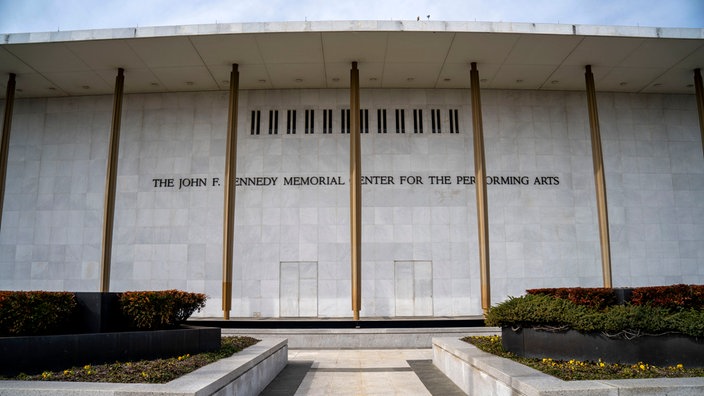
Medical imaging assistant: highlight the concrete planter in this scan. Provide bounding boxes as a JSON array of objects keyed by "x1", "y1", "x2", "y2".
[
  {"x1": 0, "y1": 338, "x2": 288, "y2": 396},
  {"x1": 433, "y1": 337, "x2": 704, "y2": 396},
  {"x1": 502, "y1": 327, "x2": 704, "y2": 367},
  {"x1": 70, "y1": 292, "x2": 126, "y2": 333},
  {"x1": 0, "y1": 326, "x2": 220, "y2": 376}
]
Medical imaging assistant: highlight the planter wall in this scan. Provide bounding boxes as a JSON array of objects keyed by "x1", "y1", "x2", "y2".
[
  {"x1": 433, "y1": 337, "x2": 704, "y2": 396},
  {"x1": 0, "y1": 326, "x2": 220, "y2": 376},
  {"x1": 0, "y1": 338, "x2": 288, "y2": 396},
  {"x1": 71, "y1": 292, "x2": 126, "y2": 333},
  {"x1": 503, "y1": 327, "x2": 704, "y2": 367}
]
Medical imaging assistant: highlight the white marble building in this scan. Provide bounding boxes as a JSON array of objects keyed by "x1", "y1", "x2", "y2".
[{"x1": 0, "y1": 21, "x2": 702, "y2": 318}]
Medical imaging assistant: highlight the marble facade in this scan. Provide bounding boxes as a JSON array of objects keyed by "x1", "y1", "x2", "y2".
[{"x1": 0, "y1": 87, "x2": 702, "y2": 318}]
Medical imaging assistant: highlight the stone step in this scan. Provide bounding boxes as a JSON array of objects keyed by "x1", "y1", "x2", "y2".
[{"x1": 220, "y1": 326, "x2": 499, "y2": 348}]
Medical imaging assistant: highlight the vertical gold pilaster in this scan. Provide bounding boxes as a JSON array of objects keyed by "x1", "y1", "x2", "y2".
[
  {"x1": 694, "y1": 68, "x2": 704, "y2": 157},
  {"x1": 350, "y1": 61, "x2": 362, "y2": 321},
  {"x1": 584, "y1": 65, "x2": 613, "y2": 288},
  {"x1": 100, "y1": 68, "x2": 124, "y2": 292},
  {"x1": 222, "y1": 64, "x2": 239, "y2": 320},
  {"x1": 0, "y1": 73, "x2": 16, "y2": 231},
  {"x1": 470, "y1": 63, "x2": 491, "y2": 312}
]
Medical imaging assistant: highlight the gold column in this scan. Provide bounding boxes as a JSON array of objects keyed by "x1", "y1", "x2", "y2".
[
  {"x1": 470, "y1": 63, "x2": 491, "y2": 312},
  {"x1": 584, "y1": 65, "x2": 612, "y2": 288},
  {"x1": 350, "y1": 61, "x2": 362, "y2": 320},
  {"x1": 694, "y1": 68, "x2": 704, "y2": 156},
  {"x1": 0, "y1": 73, "x2": 16, "y2": 230},
  {"x1": 100, "y1": 68, "x2": 125, "y2": 292},
  {"x1": 222, "y1": 64, "x2": 239, "y2": 320}
]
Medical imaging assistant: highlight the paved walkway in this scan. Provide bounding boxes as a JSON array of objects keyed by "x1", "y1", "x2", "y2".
[{"x1": 259, "y1": 349, "x2": 465, "y2": 396}]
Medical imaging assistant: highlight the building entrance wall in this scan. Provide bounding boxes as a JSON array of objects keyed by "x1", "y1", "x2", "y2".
[{"x1": 0, "y1": 88, "x2": 702, "y2": 318}]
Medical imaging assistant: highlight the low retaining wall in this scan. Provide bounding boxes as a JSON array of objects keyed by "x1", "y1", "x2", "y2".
[
  {"x1": 71, "y1": 292, "x2": 125, "y2": 333},
  {"x1": 503, "y1": 327, "x2": 704, "y2": 367},
  {"x1": 432, "y1": 337, "x2": 704, "y2": 396},
  {"x1": 0, "y1": 326, "x2": 220, "y2": 375},
  {"x1": 0, "y1": 337, "x2": 287, "y2": 396},
  {"x1": 222, "y1": 326, "x2": 499, "y2": 348}
]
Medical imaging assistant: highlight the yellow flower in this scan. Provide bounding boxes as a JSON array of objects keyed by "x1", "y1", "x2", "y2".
[
  {"x1": 677, "y1": 364, "x2": 684, "y2": 369},
  {"x1": 41, "y1": 371, "x2": 51, "y2": 379},
  {"x1": 83, "y1": 365, "x2": 91, "y2": 370},
  {"x1": 599, "y1": 362, "x2": 605, "y2": 367},
  {"x1": 639, "y1": 364, "x2": 646, "y2": 370}
]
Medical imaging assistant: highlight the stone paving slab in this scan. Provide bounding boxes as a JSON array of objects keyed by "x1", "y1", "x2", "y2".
[
  {"x1": 407, "y1": 360, "x2": 465, "y2": 396},
  {"x1": 259, "y1": 361, "x2": 314, "y2": 396},
  {"x1": 262, "y1": 349, "x2": 464, "y2": 396}
]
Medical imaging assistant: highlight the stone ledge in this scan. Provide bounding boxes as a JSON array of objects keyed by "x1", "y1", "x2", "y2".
[
  {"x1": 0, "y1": 337, "x2": 287, "y2": 396},
  {"x1": 432, "y1": 337, "x2": 704, "y2": 396},
  {"x1": 222, "y1": 327, "x2": 499, "y2": 348}
]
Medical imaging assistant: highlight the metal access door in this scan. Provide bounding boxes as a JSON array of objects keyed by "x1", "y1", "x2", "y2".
[
  {"x1": 394, "y1": 261, "x2": 433, "y2": 316},
  {"x1": 279, "y1": 261, "x2": 318, "y2": 317}
]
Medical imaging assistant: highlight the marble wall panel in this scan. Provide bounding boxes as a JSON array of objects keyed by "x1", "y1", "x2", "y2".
[
  {"x1": 106, "y1": 92, "x2": 229, "y2": 316},
  {"x1": 0, "y1": 96, "x2": 111, "y2": 291},
  {"x1": 600, "y1": 92, "x2": 704, "y2": 286},
  {"x1": 1, "y1": 88, "x2": 701, "y2": 318}
]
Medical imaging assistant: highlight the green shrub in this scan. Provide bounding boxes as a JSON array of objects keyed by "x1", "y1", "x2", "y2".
[
  {"x1": 485, "y1": 294, "x2": 595, "y2": 328},
  {"x1": 669, "y1": 309, "x2": 704, "y2": 337},
  {"x1": 597, "y1": 305, "x2": 672, "y2": 334},
  {"x1": 119, "y1": 290, "x2": 206, "y2": 330},
  {"x1": 486, "y1": 292, "x2": 704, "y2": 338},
  {"x1": 0, "y1": 291, "x2": 77, "y2": 336},
  {"x1": 527, "y1": 287, "x2": 617, "y2": 310}
]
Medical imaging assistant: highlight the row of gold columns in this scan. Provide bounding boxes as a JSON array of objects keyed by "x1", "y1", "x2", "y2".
[
  {"x1": 0, "y1": 60, "x2": 702, "y2": 318},
  {"x1": 469, "y1": 63, "x2": 616, "y2": 310},
  {"x1": 100, "y1": 68, "x2": 125, "y2": 292},
  {"x1": 0, "y1": 74, "x2": 16, "y2": 231}
]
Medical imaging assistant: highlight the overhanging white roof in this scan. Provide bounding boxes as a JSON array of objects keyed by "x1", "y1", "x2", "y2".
[{"x1": 1, "y1": 20, "x2": 703, "y2": 98}]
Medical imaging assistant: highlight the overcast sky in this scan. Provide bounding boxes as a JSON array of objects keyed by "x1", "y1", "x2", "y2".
[{"x1": 0, "y1": 0, "x2": 702, "y2": 34}]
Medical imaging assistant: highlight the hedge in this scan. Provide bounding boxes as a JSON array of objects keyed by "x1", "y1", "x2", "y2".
[
  {"x1": 0, "y1": 291, "x2": 77, "y2": 336},
  {"x1": 119, "y1": 289, "x2": 206, "y2": 330},
  {"x1": 630, "y1": 284, "x2": 704, "y2": 310},
  {"x1": 487, "y1": 285, "x2": 704, "y2": 338},
  {"x1": 526, "y1": 287, "x2": 616, "y2": 310},
  {"x1": 0, "y1": 289, "x2": 207, "y2": 336},
  {"x1": 526, "y1": 284, "x2": 704, "y2": 311}
]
